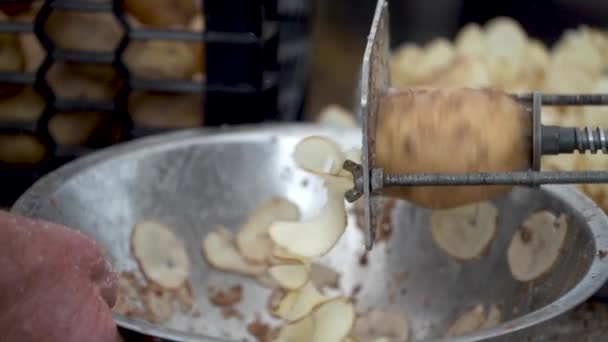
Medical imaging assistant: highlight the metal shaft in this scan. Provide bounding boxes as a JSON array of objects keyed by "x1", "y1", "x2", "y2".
[
  {"x1": 543, "y1": 125, "x2": 608, "y2": 154},
  {"x1": 382, "y1": 171, "x2": 608, "y2": 187}
]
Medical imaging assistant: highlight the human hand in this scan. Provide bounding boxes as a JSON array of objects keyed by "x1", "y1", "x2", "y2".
[{"x1": 0, "y1": 211, "x2": 123, "y2": 342}]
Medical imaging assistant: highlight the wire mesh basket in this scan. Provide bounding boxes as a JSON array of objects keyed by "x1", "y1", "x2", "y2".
[{"x1": 0, "y1": 0, "x2": 312, "y2": 206}]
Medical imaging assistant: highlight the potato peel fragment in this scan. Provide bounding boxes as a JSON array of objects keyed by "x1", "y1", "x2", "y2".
[{"x1": 131, "y1": 221, "x2": 190, "y2": 289}]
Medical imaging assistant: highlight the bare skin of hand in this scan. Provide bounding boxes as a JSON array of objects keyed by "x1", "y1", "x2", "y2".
[{"x1": 0, "y1": 211, "x2": 124, "y2": 342}]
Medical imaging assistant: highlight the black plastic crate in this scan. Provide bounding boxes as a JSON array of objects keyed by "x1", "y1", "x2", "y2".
[{"x1": 0, "y1": 0, "x2": 313, "y2": 206}]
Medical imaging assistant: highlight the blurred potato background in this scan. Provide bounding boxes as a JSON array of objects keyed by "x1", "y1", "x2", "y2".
[
  {"x1": 3, "y1": 0, "x2": 608, "y2": 212},
  {"x1": 308, "y1": 0, "x2": 608, "y2": 213}
]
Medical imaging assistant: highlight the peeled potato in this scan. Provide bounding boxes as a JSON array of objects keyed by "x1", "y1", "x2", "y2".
[
  {"x1": 507, "y1": 211, "x2": 568, "y2": 282},
  {"x1": 430, "y1": 202, "x2": 498, "y2": 260},
  {"x1": 202, "y1": 227, "x2": 267, "y2": 277},
  {"x1": 45, "y1": 11, "x2": 122, "y2": 52},
  {"x1": 236, "y1": 196, "x2": 301, "y2": 265},
  {"x1": 131, "y1": 220, "x2": 190, "y2": 289},
  {"x1": 0, "y1": 133, "x2": 45, "y2": 164},
  {"x1": 375, "y1": 87, "x2": 531, "y2": 209},
  {"x1": 124, "y1": 0, "x2": 197, "y2": 27}
]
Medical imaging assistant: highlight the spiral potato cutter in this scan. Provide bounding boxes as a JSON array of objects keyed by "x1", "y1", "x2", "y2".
[{"x1": 344, "y1": 0, "x2": 608, "y2": 250}]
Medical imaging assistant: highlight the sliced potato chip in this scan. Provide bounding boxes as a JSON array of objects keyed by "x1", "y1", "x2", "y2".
[
  {"x1": 507, "y1": 211, "x2": 568, "y2": 282},
  {"x1": 481, "y1": 304, "x2": 502, "y2": 329},
  {"x1": 446, "y1": 304, "x2": 486, "y2": 337},
  {"x1": 131, "y1": 221, "x2": 190, "y2": 289},
  {"x1": 274, "y1": 314, "x2": 315, "y2": 342},
  {"x1": 269, "y1": 178, "x2": 349, "y2": 258},
  {"x1": 309, "y1": 298, "x2": 356, "y2": 342},
  {"x1": 202, "y1": 228, "x2": 267, "y2": 276},
  {"x1": 293, "y1": 136, "x2": 346, "y2": 176},
  {"x1": 269, "y1": 263, "x2": 311, "y2": 290},
  {"x1": 236, "y1": 197, "x2": 301, "y2": 264},
  {"x1": 271, "y1": 281, "x2": 328, "y2": 322},
  {"x1": 429, "y1": 202, "x2": 498, "y2": 260}
]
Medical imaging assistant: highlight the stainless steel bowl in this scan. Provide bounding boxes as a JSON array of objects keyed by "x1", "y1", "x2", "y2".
[{"x1": 12, "y1": 124, "x2": 608, "y2": 342}]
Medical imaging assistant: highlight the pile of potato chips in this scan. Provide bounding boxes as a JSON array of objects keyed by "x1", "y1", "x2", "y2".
[{"x1": 390, "y1": 17, "x2": 608, "y2": 212}]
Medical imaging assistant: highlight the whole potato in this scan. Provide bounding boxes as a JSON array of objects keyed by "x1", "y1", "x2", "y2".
[
  {"x1": 128, "y1": 92, "x2": 202, "y2": 128},
  {"x1": 124, "y1": 40, "x2": 200, "y2": 80},
  {"x1": 44, "y1": 11, "x2": 122, "y2": 52},
  {"x1": 0, "y1": 29, "x2": 24, "y2": 73},
  {"x1": 375, "y1": 87, "x2": 531, "y2": 209},
  {"x1": 124, "y1": 0, "x2": 197, "y2": 27}
]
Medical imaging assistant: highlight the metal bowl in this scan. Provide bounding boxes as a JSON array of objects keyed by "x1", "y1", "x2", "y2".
[{"x1": 12, "y1": 124, "x2": 608, "y2": 342}]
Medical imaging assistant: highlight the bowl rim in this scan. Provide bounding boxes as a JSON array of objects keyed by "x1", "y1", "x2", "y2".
[{"x1": 11, "y1": 123, "x2": 608, "y2": 342}]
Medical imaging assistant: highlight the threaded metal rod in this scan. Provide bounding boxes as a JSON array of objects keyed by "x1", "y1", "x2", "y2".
[
  {"x1": 513, "y1": 93, "x2": 608, "y2": 106},
  {"x1": 382, "y1": 171, "x2": 608, "y2": 187},
  {"x1": 542, "y1": 125, "x2": 608, "y2": 154}
]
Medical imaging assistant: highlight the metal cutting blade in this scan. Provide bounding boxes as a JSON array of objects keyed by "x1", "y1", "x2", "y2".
[{"x1": 358, "y1": 0, "x2": 390, "y2": 250}]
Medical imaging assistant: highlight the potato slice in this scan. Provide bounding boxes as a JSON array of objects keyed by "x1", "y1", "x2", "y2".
[
  {"x1": 507, "y1": 211, "x2": 568, "y2": 282},
  {"x1": 352, "y1": 309, "x2": 410, "y2": 342},
  {"x1": 274, "y1": 315, "x2": 315, "y2": 342},
  {"x1": 446, "y1": 304, "x2": 486, "y2": 337},
  {"x1": 309, "y1": 298, "x2": 356, "y2": 342},
  {"x1": 269, "y1": 263, "x2": 311, "y2": 290},
  {"x1": 481, "y1": 304, "x2": 502, "y2": 329},
  {"x1": 202, "y1": 228, "x2": 267, "y2": 277},
  {"x1": 269, "y1": 178, "x2": 350, "y2": 258},
  {"x1": 293, "y1": 136, "x2": 346, "y2": 176},
  {"x1": 131, "y1": 221, "x2": 190, "y2": 289},
  {"x1": 236, "y1": 197, "x2": 301, "y2": 264},
  {"x1": 271, "y1": 281, "x2": 328, "y2": 322},
  {"x1": 430, "y1": 202, "x2": 498, "y2": 260}
]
